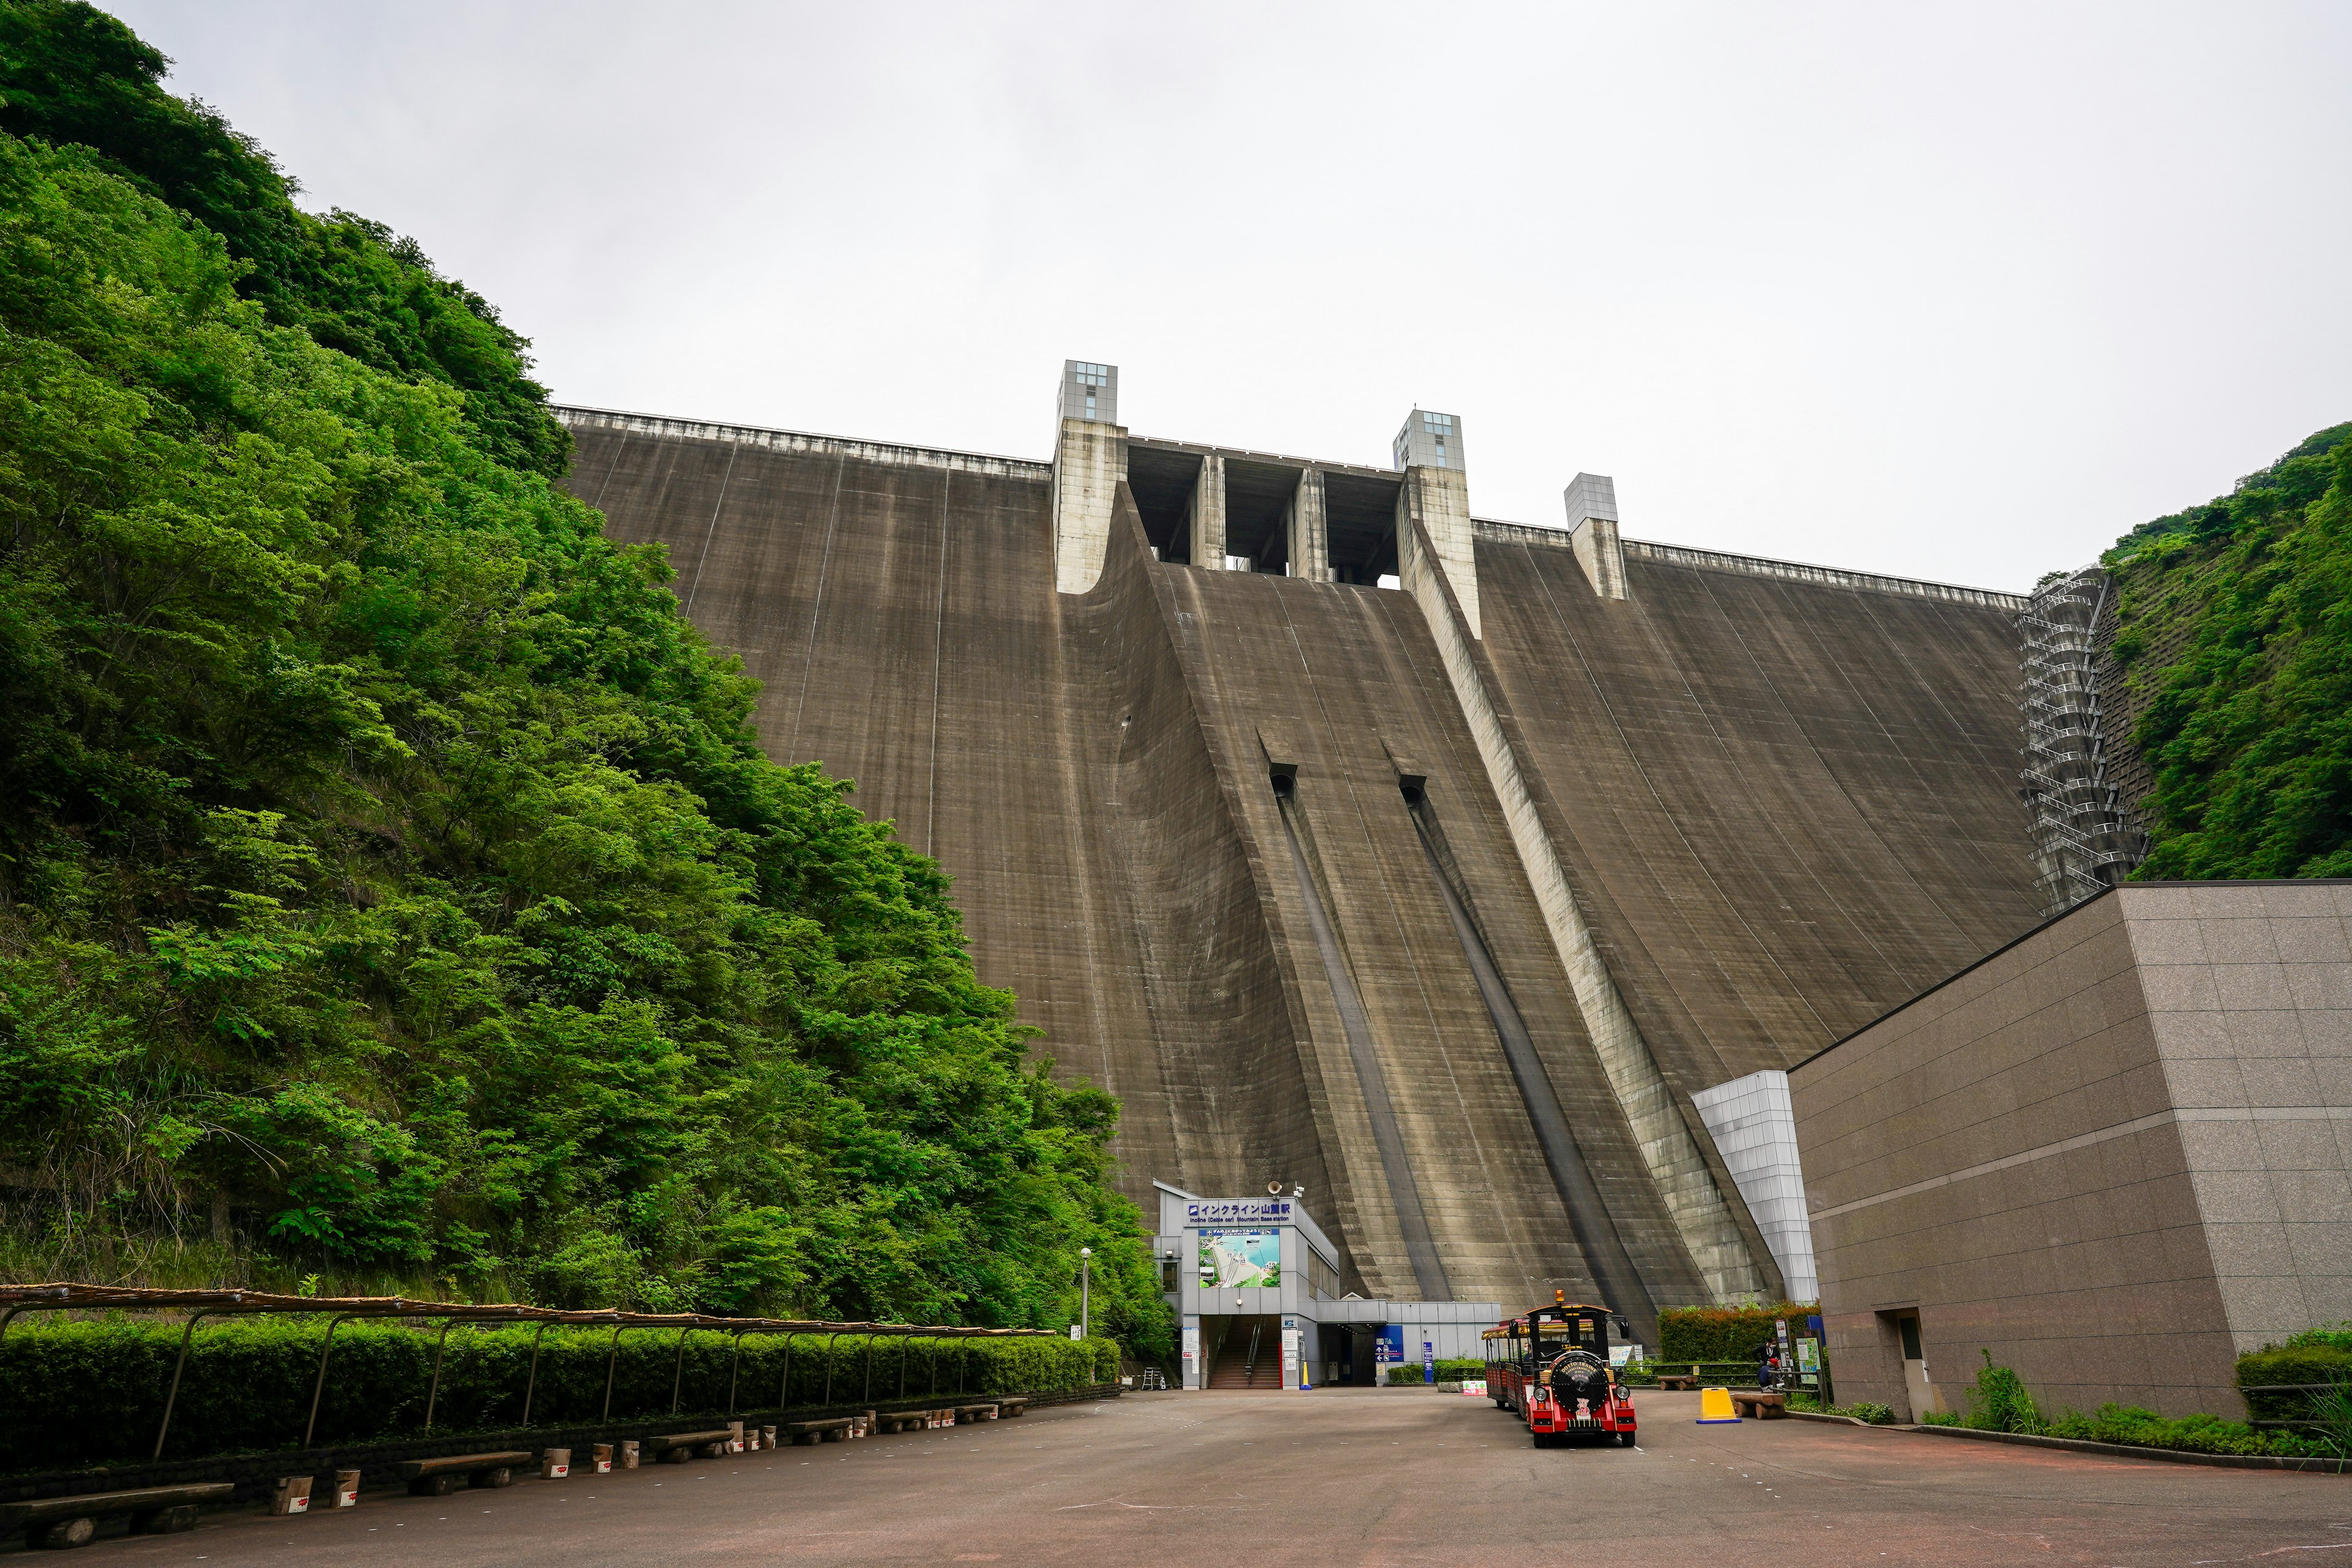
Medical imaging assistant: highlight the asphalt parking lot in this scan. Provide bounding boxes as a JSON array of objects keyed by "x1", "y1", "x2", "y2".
[{"x1": 32, "y1": 1389, "x2": 2345, "y2": 1567}]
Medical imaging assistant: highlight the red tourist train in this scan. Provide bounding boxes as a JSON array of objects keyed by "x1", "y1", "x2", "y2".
[{"x1": 1480, "y1": 1294, "x2": 1637, "y2": 1447}]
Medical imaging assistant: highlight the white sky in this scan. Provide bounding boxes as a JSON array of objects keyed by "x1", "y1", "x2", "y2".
[{"x1": 114, "y1": 1, "x2": 2352, "y2": 591}]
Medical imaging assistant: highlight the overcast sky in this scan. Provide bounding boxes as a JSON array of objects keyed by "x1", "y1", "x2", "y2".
[{"x1": 115, "y1": 1, "x2": 2351, "y2": 591}]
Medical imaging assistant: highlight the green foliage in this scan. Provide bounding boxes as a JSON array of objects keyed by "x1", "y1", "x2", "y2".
[
  {"x1": 2237, "y1": 1330, "x2": 2352, "y2": 1421},
  {"x1": 1840, "y1": 1401, "x2": 1895, "y2": 1425},
  {"x1": 1384, "y1": 1357, "x2": 1482, "y2": 1385},
  {"x1": 2285, "y1": 1321, "x2": 2352, "y2": 1352},
  {"x1": 1655, "y1": 1303, "x2": 1818, "y2": 1363},
  {"x1": 0, "y1": 0, "x2": 567, "y2": 477},
  {"x1": 2103, "y1": 424, "x2": 2352, "y2": 878},
  {"x1": 2037, "y1": 1404, "x2": 2328, "y2": 1460},
  {"x1": 2306, "y1": 1378, "x2": 2352, "y2": 1466},
  {"x1": 0, "y1": 1316, "x2": 1112, "y2": 1472},
  {"x1": 1961, "y1": 1348, "x2": 2041, "y2": 1433},
  {"x1": 1943, "y1": 1352, "x2": 2335, "y2": 1460},
  {"x1": 0, "y1": 6, "x2": 1170, "y2": 1363}
]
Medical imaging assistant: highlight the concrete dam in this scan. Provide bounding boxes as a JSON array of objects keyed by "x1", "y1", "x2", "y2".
[{"x1": 558, "y1": 361, "x2": 2045, "y2": 1326}]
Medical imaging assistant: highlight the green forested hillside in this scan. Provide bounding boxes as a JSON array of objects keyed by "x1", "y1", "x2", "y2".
[
  {"x1": 0, "y1": 2, "x2": 1166, "y2": 1356},
  {"x1": 2106, "y1": 424, "x2": 2352, "y2": 879}
]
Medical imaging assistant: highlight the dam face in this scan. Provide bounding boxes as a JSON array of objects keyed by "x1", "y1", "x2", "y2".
[{"x1": 560, "y1": 366, "x2": 2043, "y2": 1324}]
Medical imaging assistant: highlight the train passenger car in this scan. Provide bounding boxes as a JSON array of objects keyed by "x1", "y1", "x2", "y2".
[{"x1": 1482, "y1": 1294, "x2": 1637, "y2": 1447}]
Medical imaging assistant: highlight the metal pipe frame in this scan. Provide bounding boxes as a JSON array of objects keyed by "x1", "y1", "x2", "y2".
[
  {"x1": 603, "y1": 1323, "x2": 626, "y2": 1422},
  {"x1": 303, "y1": 1312, "x2": 363, "y2": 1449},
  {"x1": 520, "y1": 1321, "x2": 550, "y2": 1427},
  {"x1": 153, "y1": 1309, "x2": 213, "y2": 1460},
  {"x1": 0, "y1": 1286, "x2": 1044, "y2": 1451},
  {"x1": 423, "y1": 1319, "x2": 459, "y2": 1431}
]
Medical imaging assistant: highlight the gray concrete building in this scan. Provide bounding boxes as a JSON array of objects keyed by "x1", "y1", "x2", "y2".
[
  {"x1": 557, "y1": 361, "x2": 2051, "y2": 1336},
  {"x1": 1791, "y1": 881, "x2": 2352, "y2": 1420}
]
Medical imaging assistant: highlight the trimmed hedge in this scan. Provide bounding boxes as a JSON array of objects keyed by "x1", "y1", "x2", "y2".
[
  {"x1": 1656, "y1": 1305, "x2": 1819, "y2": 1363},
  {"x1": 0, "y1": 1317, "x2": 1116, "y2": 1473},
  {"x1": 2237, "y1": 1342, "x2": 2352, "y2": 1422},
  {"x1": 1383, "y1": 1359, "x2": 1483, "y2": 1385}
]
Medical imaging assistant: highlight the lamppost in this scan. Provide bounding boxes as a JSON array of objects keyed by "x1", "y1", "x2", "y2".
[{"x1": 1079, "y1": 1248, "x2": 1092, "y2": 1340}]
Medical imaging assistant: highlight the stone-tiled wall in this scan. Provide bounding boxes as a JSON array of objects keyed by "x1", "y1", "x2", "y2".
[
  {"x1": 2130, "y1": 883, "x2": 2352, "y2": 1351},
  {"x1": 1792, "y1": 882, "x2": 2352, "y2": 1420}
]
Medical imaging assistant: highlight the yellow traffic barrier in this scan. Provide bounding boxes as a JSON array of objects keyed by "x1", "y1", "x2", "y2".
[{"x1": 1697, "y1": 1385, "x2": 1741, "y2": 1423}]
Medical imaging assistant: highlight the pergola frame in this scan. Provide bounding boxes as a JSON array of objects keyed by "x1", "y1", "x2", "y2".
[{"x1": 0, "y1": 1283, "x2": 1047, "y2": 1458}]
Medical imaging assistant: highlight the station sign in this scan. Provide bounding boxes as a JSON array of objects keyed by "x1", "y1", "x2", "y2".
[{"x1": 1185, "y1": 1199, "x2": 1295, "y2": 1224}]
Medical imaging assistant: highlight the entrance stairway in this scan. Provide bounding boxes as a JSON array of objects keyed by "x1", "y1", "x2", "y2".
[{"x1": 1207, "y1": 1319, "x2": 1282, "y2": 1389}]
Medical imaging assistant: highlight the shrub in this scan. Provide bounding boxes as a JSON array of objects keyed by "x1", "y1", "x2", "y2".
[
  {"x1": 2039, "y1": 1404, "x2": 2328, "y2": 1460},
  {"x1": 1962, "y1": 1349, "x2": 2042, "y2": 1433},
  {"x1": 0, "y1": 1315, "x2": 1114, "y2": 1472},
  {"x1": 1841, "y1": 1401, "x2": 1895, "y2": 1425},
  {"x1": 1656, "y1": 1305, "x2": 1819, "y2": 1363},
  {"x1": 2238, "y1": 1335, "x2": 2352, "y2": 1420},
  {"x1": 1384, "y1": 1363, "x2": 1423, "y2": 1385}
]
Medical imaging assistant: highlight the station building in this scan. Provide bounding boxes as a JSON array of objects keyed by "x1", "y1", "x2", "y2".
[{"x1": 1153, "y1": 1183, "x2": 1500, "y2": 1389}]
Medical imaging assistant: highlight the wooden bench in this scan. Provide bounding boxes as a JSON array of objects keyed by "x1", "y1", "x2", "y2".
[
  {"x1": 396, "y1": 1452, "x2": 533, "y2": 1496},
  {"x1": 997, "y1": 1397, "x2": 1028, "y2": 1417},
  {"x1": 954, "y1": 1404, "x2": 1000, "y2": 1422},
  {"x1": 646, "y1": 1429, "x2": 735, "y2": 1463},
  {"x1": 0, "y1": 1483, "x2": 233, "y2": 1549},
  {"x1": 1656, "y1": 1374, "x2": 1698, "y2": 1391},
  {"x1": 1731, "y1": 1392, "x2": 1788, "y2": 1419},
  {"x1": 782, "y1": 1417, "x2": 854, "y2": 1445}
]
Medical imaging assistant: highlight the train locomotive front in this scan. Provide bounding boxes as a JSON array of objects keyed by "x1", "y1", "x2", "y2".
[{"x1": 1482, "y1": 1295, "x2": 1637, "y2": 1448}]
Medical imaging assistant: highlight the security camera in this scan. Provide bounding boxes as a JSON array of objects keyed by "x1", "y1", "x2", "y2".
[{"x1": 1292, "y1": 1184, "x2": 1305, "y2": 1199}]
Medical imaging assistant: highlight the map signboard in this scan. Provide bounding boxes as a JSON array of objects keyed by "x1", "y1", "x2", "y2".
[{"x1": 1198, "y1": 1229, "x2": 1281, "y2": 1289}]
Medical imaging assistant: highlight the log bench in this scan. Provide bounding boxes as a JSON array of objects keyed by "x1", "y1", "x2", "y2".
[
  {"x1": 1656, "y1": 1374, "x2": 1698, "y2": 1391},
  {"x1": 397, "y1": 1452, "x2": 533, "y2": 1497},
  {"x1": 998, "y1": 1397, "x2": 1028, "y2": 1417},
  {"x1": 782, "y1": 1418, "x2": 853, "y2": 1446},
  {"x1": 0, "y1": 1483, "x2": 233, "y2": 1549},
  {"x1": 954, "y1": 1404, "x2": 1000, "y2": 1422},
  {"x1": 875, "y1": 1409, "x2": 953, "y2": 1434},
  {"x1": 646, "y1": 1430, "x2": 736, "y2": 1463},
  {"x1": 1731, "y1": 1392, "x2": 1788, "y2": 1419}
]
